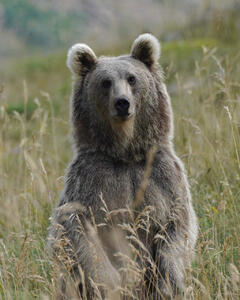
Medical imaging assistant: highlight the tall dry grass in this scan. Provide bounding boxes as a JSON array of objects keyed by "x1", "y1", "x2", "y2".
[{"x1": 0, "y1": 46, "x2": 239, "y2": 299}]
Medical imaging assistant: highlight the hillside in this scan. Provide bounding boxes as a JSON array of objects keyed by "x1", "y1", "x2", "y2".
[{"x1": 0, "y1": 0, "x2": 239, "y2": 58}]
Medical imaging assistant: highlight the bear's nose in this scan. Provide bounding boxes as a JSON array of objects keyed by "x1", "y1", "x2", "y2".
[{"x1": 115, "y1": 98, "x2": 130, "y2": 116}]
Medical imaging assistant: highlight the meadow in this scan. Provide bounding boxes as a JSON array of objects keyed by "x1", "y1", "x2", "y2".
[{"x1": 0, "y1": 30, "x2": 240, "y2": 299}]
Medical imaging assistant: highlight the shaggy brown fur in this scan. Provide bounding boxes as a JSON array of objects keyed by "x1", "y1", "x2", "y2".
[{"x1": 48, "y1": 34, "x2": 198, "y2": 299}]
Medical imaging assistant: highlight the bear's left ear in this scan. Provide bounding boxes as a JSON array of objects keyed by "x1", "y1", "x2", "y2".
[
  {"x1": 67, "y1": 43, "x2": 97, "y2": 76},
  {"x1": 131, "y1": 33, "x2": 161, "y2": 68}
]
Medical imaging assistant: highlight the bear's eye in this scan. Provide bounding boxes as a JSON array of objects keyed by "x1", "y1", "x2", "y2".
[
  {"x1": 127, "y1": 75, "x2": 136, "y2": 86},
  {"x1": 101, "y1": 79, "x2": 112, "y2": 89}
]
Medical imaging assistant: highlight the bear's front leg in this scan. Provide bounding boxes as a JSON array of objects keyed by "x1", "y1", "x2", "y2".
[
  {"x1": 149, "y1": 213, "x2": 194, "y2": 300},
  {"x1": 48, "y1": 201, "x2": 121, "y2": 299}
]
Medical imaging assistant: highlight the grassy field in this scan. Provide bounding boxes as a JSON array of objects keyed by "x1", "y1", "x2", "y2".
[{"x1": 0, "y1": 35, "x2": 240, "y2": 299}]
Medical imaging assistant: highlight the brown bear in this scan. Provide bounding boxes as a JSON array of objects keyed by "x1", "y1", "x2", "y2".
[{"x1": 48, "y1": 34, "x2": 198, "y2": 300}]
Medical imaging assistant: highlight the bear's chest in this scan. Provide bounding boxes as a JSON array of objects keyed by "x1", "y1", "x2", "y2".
[
  {"x1": 67, "y1": 152, "x2": 178, "y2": 225},
  {"x1": 101, "y1": 159, "x2": 173, "y2": 219}
]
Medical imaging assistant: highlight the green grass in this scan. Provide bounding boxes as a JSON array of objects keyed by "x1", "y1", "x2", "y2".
[{"x1": 0, "y1": 35, "x2": 240, "y2": 299}]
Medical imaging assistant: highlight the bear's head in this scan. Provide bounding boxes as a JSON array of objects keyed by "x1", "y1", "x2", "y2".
[{"x1": 67, "y1": 34, "x2": 173, "y2": 162}]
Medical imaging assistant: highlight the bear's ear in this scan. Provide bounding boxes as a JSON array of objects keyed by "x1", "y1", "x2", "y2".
[
  {"x1": 67, "y1": 43, "x2": 97, "y2": 76},
  {"x1": 131, "y1": 33, "x2": 161, "y2": 68}
]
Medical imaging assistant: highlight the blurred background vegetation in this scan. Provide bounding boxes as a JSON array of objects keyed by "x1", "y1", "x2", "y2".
[
  {"x1": 0, "y1": 0, "x2": 240, "y2": 113},
  {"x1": 0, "y1": 0, "x2": 240, "y2": 56},
  {"x1": 0, "y1": 0, "x2": 239, "y2": 299}
]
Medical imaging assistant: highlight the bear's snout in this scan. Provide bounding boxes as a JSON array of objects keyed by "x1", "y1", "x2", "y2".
[{"x1": 114, "y1": 97, "x2": 130, "y2": 117}]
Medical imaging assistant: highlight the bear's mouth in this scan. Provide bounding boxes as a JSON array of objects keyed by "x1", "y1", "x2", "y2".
[{"x1": 111, "y1": 113, "x2": 134, "y2": 122}]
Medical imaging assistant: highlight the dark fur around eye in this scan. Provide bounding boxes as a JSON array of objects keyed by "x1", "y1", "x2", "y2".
[
  {"x1": 127, "y1": 75, "x2": 136, "y2": 86},
  {"x1": 101, "y1": 79, "x2": 112, "y2": 89}
]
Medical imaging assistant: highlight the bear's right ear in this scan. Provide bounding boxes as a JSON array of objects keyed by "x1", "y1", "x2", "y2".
[{"x1": 67, "y1": 44, "x2": 97, "y2": 76}]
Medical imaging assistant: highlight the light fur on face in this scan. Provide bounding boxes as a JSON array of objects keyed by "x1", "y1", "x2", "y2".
[{"x1": 110, "y1": 116, "x2": 135, "y2": 145}]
